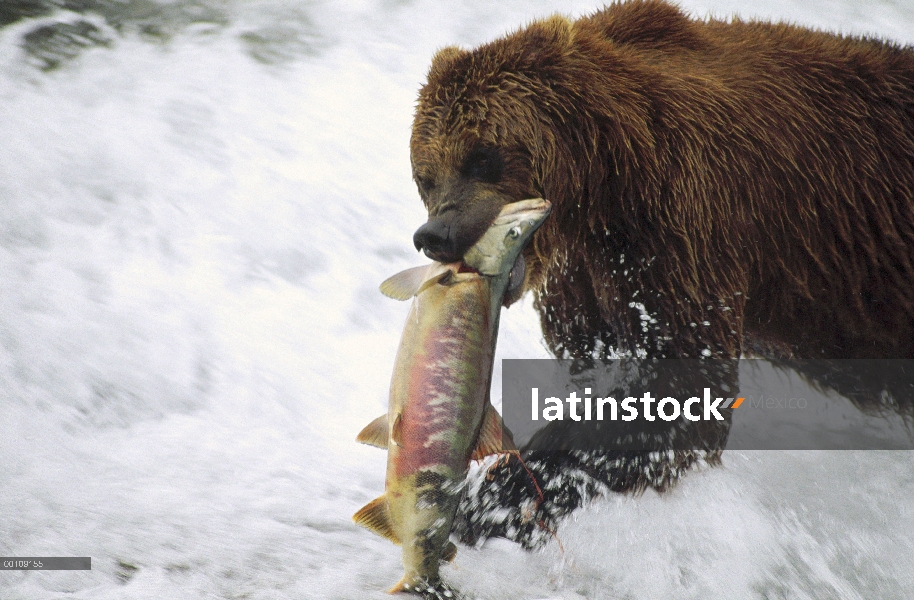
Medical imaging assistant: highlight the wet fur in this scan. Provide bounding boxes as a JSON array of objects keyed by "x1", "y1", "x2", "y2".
[
  {"x1": 410, "y1": 0, "x2": 914, "y2": 546},
  {"x1": 411, "y1": 0, "x2": 914, "y2": 362}
]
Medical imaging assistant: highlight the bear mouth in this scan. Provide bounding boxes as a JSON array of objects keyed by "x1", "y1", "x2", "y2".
[
  {"x1": 456, "y1": 253, "x2": 524, "y2": 278},
  {"x1": 457, "y1": 263, "x2": 480, "y2": 275}
]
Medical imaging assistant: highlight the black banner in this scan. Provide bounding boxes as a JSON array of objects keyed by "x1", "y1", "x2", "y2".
[{"x1": 501, "y1": 359, "x2": 914, "y2": 451}]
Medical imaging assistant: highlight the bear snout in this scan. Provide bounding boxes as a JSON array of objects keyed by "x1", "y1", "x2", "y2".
[
  {"x1": 413, "y1": 218, "x2": 457, "y2": 262},
  {"x1": 414, "y1": 196, "x2": 507, "y2": 263}
]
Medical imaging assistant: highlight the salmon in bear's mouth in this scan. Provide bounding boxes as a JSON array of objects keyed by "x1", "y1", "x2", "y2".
[{"x1": 458, "y1": 252, "x2": 526, "y2": 278}]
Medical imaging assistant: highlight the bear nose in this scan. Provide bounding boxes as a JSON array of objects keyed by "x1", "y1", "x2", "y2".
[{"x1": 413, "y1": 220, "x2": 456, "y2": 261}]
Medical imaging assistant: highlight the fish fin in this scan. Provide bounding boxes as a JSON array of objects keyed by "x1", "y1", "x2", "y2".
[
  {"x1": 391, "y1": 413, "x2": 403, "y2": 447},
  {"x1": 353, "y1": 495, "x2": 400, "y2": 544},
  {"x1": 441, "y1": 541, "x2": 457, "y2": 563},
  {"x1": 503, "y1": 254, "x2": 526, "y2": 307},
  {"x1": 380, "y1": 265, "x2": 429, "y2": 300},
  {"x1": 379, "y1": 263, "x2": 451, "y2": 300},
  {"x1": 356, "y1": 414, "x2": 388, "y2": 449},
  {"x1": 472, "y1": 404, "x2": 518, "y2": 460},
  {"x1": 415, "y1": 268, "x2": 453, "y2": 295}
]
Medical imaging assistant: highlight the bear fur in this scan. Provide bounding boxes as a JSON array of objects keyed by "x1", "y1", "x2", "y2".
[
  {"x1": 411, "y1": 0, "x2": 914, "y2": 362},
  {"x1": 408, "y1": 0, "x2": 914, "y2": 545}
]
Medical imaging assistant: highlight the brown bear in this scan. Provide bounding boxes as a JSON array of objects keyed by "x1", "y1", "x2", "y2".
[{"x1": 409, "y1": 0, "x2": 914, "y2": 546}]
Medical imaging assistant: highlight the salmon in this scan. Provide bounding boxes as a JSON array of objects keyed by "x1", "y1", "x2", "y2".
[{"x1": 353, "y1": 198, "x2": 552, "y2": 594}]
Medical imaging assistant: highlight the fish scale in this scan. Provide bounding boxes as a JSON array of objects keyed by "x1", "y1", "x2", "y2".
[{"x1": 353, "y1": 198, "x2": 552, "y2": 594}]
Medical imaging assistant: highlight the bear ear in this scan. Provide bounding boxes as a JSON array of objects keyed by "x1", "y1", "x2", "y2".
[
  {"x1": 428, "y1": 46, "x2": 467, "y2": 81},
  {"x1": 513, "y1": 15, "x2": 574, "y2": 69}
]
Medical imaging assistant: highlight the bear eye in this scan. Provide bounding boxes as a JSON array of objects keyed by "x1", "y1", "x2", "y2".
[
  {"x1": 461, "y1": 147, "x2": 503, "y2": 183},
  {"x1": 507, "y1": 226, "x2": 521, "y2": 239},
  {"x1": 415, "y1": 175, "x2": 435, "y2": 194}
]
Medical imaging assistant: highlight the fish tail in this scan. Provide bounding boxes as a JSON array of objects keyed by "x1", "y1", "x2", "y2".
[
  {"x1": 387, "y1": 575, "x2": 430, "y2": 595},
  {"x1": 388, "y1": 575, "x2": 454, "y2": 596},
  {"x1": 387, "y1": 576, "x2": 409, "y2": 594}
]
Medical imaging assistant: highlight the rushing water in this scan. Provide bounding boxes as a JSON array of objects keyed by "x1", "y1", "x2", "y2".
[{"x1": 1, "y1": 1, "x2": 913, "y2": 598}]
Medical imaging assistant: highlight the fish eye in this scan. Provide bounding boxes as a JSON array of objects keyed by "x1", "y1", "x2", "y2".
[{"x1": 508, "y1": 226, "x2": 521, "y2": 239}]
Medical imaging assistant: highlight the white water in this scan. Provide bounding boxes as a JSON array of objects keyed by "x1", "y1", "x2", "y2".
[{"x1": 1, "y1": 1, "x2": 913, "y2": 598}]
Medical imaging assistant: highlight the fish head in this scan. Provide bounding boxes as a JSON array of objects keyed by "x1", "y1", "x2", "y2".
[
  {"x1": 461, "y1": 198, "x2": 552, "y2": 276},
  {"x1": 379, "y1": 199, "x2": 550, "y2": 301}
]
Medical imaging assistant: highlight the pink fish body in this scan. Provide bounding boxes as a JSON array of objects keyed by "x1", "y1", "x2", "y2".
[{"x1": 354, "y1": 199, "x2": 552, "y2": 594}]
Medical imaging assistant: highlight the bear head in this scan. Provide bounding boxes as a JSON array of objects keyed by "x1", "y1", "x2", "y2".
[{"x1": 409, "y1": 16, "x2": 583, "y2": 275}]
